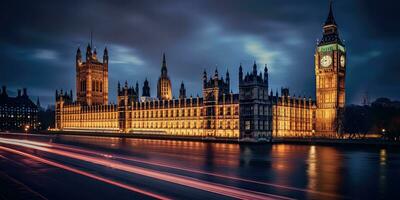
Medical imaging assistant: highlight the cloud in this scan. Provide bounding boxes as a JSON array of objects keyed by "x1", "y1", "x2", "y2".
[
  {"x1": 352, "y1": 50, "x2": 382, "y2": 64},
  {"x1": 109, "y1": 45, "x2": 145, "y2": 66},
  {"x1": 243, "y1": 37, "x2": 282, "y2": 70},
  {"x1": 32, "y1": 49, "x2": 58, "y2": 60}
]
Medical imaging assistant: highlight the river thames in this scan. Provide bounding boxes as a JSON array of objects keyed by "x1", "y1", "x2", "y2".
[{"x1": 0, "y1": 133, "x2": 398, "y2": 200}]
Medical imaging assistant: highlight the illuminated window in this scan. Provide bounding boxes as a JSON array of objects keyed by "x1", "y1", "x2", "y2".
[{"x1": 245, "y1": 121, "x2": 251, "y2": 130}]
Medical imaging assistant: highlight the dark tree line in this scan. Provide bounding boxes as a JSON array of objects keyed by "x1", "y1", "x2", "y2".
[{"x1": 343, "y1": 98, "x2": 400, "y2": 140}]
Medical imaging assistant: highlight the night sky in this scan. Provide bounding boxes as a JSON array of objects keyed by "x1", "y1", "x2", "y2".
[{"x1": 1, "y1": 0, "x2": 399, "y2": 107}]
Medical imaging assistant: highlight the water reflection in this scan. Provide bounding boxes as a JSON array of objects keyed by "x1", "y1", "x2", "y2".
[
  {"x1": 379, "y1": 148, "x2": 387, "y2": 197},
  {"x1": 306, "y1": 146, "x2": 342, "y2": 200},
  {"x1": 307, "y1": 145, "x2": 317, "y2": 191},
  {"x1": 20, "y1": 134, "x2": 400, "y2": 199}
]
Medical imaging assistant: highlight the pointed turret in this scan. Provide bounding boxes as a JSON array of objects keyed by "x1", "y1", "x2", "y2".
[
  {"x1": 103, "y1": 47, "x2": 108, "y2": 63},
  {"x1": 253, "y1": 61, "x2": 257, "y2": 75},
  {"x1": 93, "y1": 47, "x2": 97, "y2": 60},
  {"x1": 203, "y1": 69, "x2": 207, "y2": 87},
  {"x1": 76, "y1": 47, "x2": 82, "y2": 60},
  {"x1": 135, "y1": 81, "x2": 139, "y2": 96},
  {"x1": 239, "y1": 63, "x2": 243, "y2": 83},
  {"x1": 214, "y1": 68, "x2": 219, "y2": 79},
  {"x1": 86, "y1": 43, "x2": 92, "y2": 60},
  {"x1": 117, "y1": 81, "x2": 121, "y2": 92},
  {"x1": 142, "y1": 78, "x2": 150, "y2": 97},
  {"x1": 179, "y1": 81, "x2": 186, "y2": 99},
  {"x1": 264, "y1": 64, "x2": 268, "y2": 87}
]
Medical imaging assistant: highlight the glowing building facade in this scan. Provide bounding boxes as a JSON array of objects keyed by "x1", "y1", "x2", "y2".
[
  {"x1": 55, "y1": 3, "x2": 346, "y2": 140},
  {"x1": 76, "y1": 43, "x2": 109, "y2": 106}
]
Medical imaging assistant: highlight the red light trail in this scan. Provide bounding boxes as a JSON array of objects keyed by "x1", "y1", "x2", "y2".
[
  {"x1": 4, "y1": 136, "x2": 342, "y2": 198},
  {"x1": 0, "y1": 145, "x2": 170, "y2": 200},
  {"x1": 0, "y1": 137, "x2": 291, "y2": 200}
]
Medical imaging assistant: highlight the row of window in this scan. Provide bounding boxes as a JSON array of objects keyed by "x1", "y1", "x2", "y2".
[
  {"x1": 276, "y1": 121, "x2": 313, "y2": 130},
  {"x1": 63, "y1": 120, "x2": 239, "y2": 130},
  {"x1": 244, "y1": 120, "x2": 271, "y2": 131},
  {"x1": 130, "y1": 120, "x2": 238, "y2": 129},
  {"x1": 276, "y1": 107, "x2": 312, "y2": 118},
  {"x1": 0, "y1": 108, "x2": 37, "y2": 112},
  {"x1": 242, "y1": 105, "x2": 271, "y2": 116},
  {"x1": 0, "y1": 114, "x2": 34, "y2": 118}
]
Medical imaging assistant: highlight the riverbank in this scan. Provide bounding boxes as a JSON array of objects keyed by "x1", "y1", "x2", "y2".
[{"x1": 8, "y1": 130, "x2": 396, "y2": 146}]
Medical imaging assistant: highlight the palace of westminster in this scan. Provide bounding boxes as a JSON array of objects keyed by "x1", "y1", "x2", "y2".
[{"x1": 55, "y1": 3, "x2": 346, "y2": 140}]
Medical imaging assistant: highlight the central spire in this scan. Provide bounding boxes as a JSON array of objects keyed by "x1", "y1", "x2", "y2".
[
  {"x1": 163, "y1": 53, "x2": 166, "y2": 66},
  {"x1": 161, "y1": 53, "x2": 167, "y2": 76}
]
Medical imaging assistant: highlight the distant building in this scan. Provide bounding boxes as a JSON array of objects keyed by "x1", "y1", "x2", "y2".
[
  {"x1": 0, "y1": 86, "x2": 38, "y2": 131},
  {"x1": 55, "y1": 2, "x2": 346, "y2": 140}
]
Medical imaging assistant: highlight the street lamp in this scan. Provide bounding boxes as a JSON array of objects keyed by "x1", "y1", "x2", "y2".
[
  {"x1": 382, "y1": 128, "x2": 386, "y2": 140},
  {"x1": 24, "y1": 125, "x2": 30, "y2": 134}
]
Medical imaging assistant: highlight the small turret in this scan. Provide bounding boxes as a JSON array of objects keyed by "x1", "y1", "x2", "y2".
[
  {"x1": 142, "y1": 78, "x2": 150, "y2": 97},
  {"x1": 135, "y1": 81, "x2": 139, "y2": 96},
  {"x1": 86, "y1": 43, "x2": 92, "y2": 61},
  {"x1": 76, "y1": 47, "x2": 82, "y2": 64},
  {"x1": 264, "y1": 64, "x2": 268, "y2": 88},
  {"x1": 239, "y1": 63, "x2": 243, "y2": 83},
  {"x1": 103, "y1": 47, "x2": 108, "y2": 63},
  {"x1": 179, "y1": 81, "x2": 186, "y2": 99},
  {"x1": 117, "y1": 81, "x2": 121, "y2": 92},
  {"x1": 203, "y1": 69, "x2": 207, "y2": 86},
  {"x1": 226, "y1": 70, "x2": 230, "y2": 90},
  {"x1": 253, "y1": 61, "x2": 257, "y2": 75},
  {"x1": 93, "y1": 47, "x2": 97, "y2": 60}
]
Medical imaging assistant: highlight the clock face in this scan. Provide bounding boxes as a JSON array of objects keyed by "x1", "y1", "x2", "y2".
[
  {"x1": 340, "y1": 55, "x2": 345, "y2": 67},
  {"x1": 320, "y1": 55, "x2": 332, "y2": 67}
]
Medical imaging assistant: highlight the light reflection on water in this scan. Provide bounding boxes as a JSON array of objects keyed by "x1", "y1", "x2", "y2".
[{"x1": 47, "y1": 135, "x2": 400, "y2": 199}]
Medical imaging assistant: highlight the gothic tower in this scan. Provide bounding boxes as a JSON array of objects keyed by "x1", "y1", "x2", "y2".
[
  {"x1": 315, "y1": 1, "x2": 346, "y2": 137},
  {"x1": 239, "y1": 62, "x2": 271, "y2": 140},
  {"x1": 157, "y1": 53, "x2": 172, "y2": 100},
  {"x1": 76, "y1": 41, "x2": 109, "y2": 106}
]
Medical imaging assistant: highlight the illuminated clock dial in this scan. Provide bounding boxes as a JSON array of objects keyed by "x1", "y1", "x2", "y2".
[
  {"x1": 340, "y1": 55, "x2": 345, "y2": 67},
  {"x1": 320, "y1": 55, "x2": 332, "y2": 67}
]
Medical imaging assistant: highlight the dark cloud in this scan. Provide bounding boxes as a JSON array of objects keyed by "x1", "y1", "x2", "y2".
[{"x1": 0, "y1": 0, "x2": 399, "y2": 106}]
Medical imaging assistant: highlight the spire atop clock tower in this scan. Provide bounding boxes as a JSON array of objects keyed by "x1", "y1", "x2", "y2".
[
  {"x1": 319, "y1": 0, "x2": 342, "y2": 46},
  {"x1": 324, "y1": 0, "x2": 336, "y2": 26}
]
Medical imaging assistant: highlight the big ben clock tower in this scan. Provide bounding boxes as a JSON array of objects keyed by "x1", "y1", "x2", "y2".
[{"x1": 315, "y1": 1, "x2": 346, "y2": 137}]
